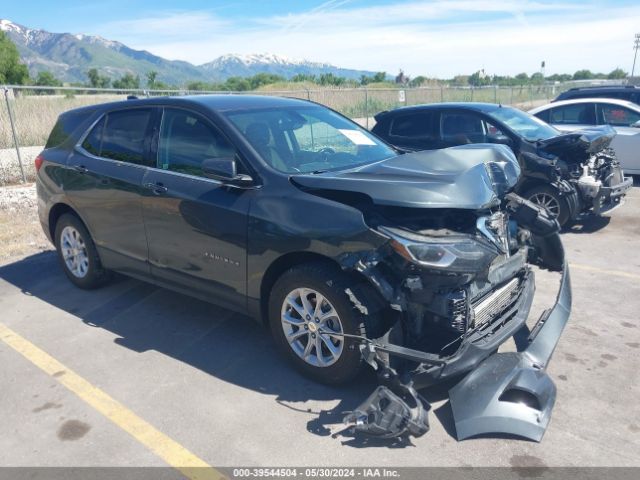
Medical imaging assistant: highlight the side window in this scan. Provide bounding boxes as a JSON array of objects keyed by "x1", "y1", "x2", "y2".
[
  {"x1": 534, "y1": 109, "x2": 550, "y2": 123},
  {"x1": 599, "y1": 104, "x2": 640, "y2": 126},
  {"x1": 549, "y1": 104, "x2": 595, "y2": 125},
  {"x1": 46, "y1": 110, "x2": 90, "y2": 149},
  {"x1": 441, "y1": 112, "x2": 485, "y2": 145},
  {"x1": 81, "y1": 117, "x2": 106, "y2": 156},
  {"x1": 100, "y1": 109, "x2": 152, "y2": 164},
  {"x1": 389, "y1": 112, "x2": 437, "y2": 139},
  {"x1": 159, "y1": 108, "x2": 237, "y2": 177}
]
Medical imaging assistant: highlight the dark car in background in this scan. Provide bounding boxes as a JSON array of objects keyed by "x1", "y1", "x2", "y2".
[
  {"x1": 553, "y1": 85, "x2": 640, "y2": 105},
  {"x1": 36, "y1": 95, "x2": 571, "y2": 441},
  {"x1": 372, "y1": 103, "x2": 633, "y2": 227}
]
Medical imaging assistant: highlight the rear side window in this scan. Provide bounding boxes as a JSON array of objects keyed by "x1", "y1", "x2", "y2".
[
  {"x1": 389, "y1": 112, "x2": 437, "y2": 138},
  {"x1": 45, "y1": 111, "x2": 90, "y2": 149},
  {"x1": 599, "y1": 104, "x2": 640, "y2": 126},
  {"x1": 549, "y1": 104, "x2": 595, "y2": 125},
  {"x1": 81, "y1": 109, "x2": 153, "y2": 165}
]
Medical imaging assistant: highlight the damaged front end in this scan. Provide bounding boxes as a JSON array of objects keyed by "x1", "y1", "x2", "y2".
[
  {"x1": 535, "y1": 126, "x2": 633, "y2": 217},
  {"x1": 293, "y1": 144, "x2": 571, "y2": 442}
]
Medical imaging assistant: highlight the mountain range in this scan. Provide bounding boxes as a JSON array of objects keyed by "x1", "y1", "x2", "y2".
[{"x1": 0, "y1": 19, "x2": 378, "y2": 85}]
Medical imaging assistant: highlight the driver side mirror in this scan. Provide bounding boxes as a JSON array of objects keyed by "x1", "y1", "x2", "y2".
[
  {"x1": 488, "y1": 134, "x2": 513, "y2": 147},
  {"x1": 631, "y1": 120, "x2": 640, "y2": 128},
  {"x1": 202, "y1": 157, "x2": 253, "y2": 186}
]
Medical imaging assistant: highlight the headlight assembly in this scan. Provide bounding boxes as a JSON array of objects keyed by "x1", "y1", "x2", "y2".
[{"x1": 379, "y1": 226, "x2": 499, "y2": 273}]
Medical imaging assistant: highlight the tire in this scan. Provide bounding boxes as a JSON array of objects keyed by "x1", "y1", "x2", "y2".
[
  {"x1": 268, "y1": 262, "x2": 385, "y2": 385},
  {"x1": 525, "y1": 185, "x2": 571, "y2": 228},
  {"x1": 54, "y1": 213, "x2": 110, "y2": 289}
]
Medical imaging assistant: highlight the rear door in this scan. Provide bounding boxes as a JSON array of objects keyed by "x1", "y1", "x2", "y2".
[
  {"x1": 65, "y1": 107, "x2": 158, "y2": 274},
  {"x1": 141, "y1": 107, "x2": 252, "y2": 310},
  {"x1": 597, "y1": 102, "x2": 640, "y2": 173}
]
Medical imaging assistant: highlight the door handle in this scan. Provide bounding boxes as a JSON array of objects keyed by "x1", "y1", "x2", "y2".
[
  {"x1": 73, "y1": 165, "x2": 88, "y2": 174},
  {"x1": 144, "y1": 182, "x2": 168, "y2": 195}
]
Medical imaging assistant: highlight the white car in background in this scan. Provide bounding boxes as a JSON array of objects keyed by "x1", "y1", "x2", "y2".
[{"x1": 530, "y1": 98, "x2": 640, "y2": 174}]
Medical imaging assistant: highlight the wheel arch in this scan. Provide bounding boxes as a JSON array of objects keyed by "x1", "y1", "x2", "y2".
[
  {"x1": 48, "y1": 202, "x2": 90, "y2": 242},
  {"x1": 259, "y1": 251, "x2": 378, "y2": 325}
]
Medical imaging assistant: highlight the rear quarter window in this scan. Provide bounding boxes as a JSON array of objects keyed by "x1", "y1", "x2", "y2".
[
  {"x1": 45, "y1": 111, "x2": 91, "y2": 149},
  {"x1": 534, "y1": 109, "x2": 550, "y2": 123},
  {"x1": 389, "y1": 111, "x2": 437, "y2": 138}
]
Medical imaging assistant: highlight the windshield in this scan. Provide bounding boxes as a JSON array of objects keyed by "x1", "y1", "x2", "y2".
[
  {"x1": 487, "y1": 106, "x2": 558, "y2": 142},
  {"x1": 225, "y1": 106, "x2": 396, "y2": 173}
]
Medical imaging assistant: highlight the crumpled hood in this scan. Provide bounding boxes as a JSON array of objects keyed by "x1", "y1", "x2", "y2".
[
  {"x1": 537, "y1": 125, "x2": 616, "y2": 157},
  {"x1": 291, "y1": 144, "x2": 520, "y2": 209}
]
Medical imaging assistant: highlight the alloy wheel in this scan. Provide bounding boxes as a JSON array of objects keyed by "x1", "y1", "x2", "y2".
[
  {"x1": 529, "y1": 192, "x2": 561, "y2": 218},
  {"x1": 280, "y1": 288, "x2": 344, "y2": 367},
  {"x1": 60, "y1": 226, "x2": 89, "y2": 278}
]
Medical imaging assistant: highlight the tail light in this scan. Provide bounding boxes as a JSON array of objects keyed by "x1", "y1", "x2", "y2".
[{"x1": 34, "y1": 154, "x2": 44, "y2": 172}]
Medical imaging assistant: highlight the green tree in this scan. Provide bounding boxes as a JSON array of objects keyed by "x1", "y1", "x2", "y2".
[
  {"x1": 530, "y1": 72, "x2": 545, "y2": 84},
  {"x1": 0, "y1": 31, "x2": 30, "y2": 84},
  {"x1": 291, "y1": 73, "x2": 316, "y2": 83},
  {"x1": 515, "y1": 72, "x2": 529, "y2": 83},
  {"x1": 573, "y1": 69, "x2": 594, "y2": 80},
  {"x1": 223, "y1": 76, "x2": 251, "y2": 91},
  {"x1": 146, "y1": 70, "x2": 158, "y2": 89},
  {"x1": 86, "y1": 68, "x2": 111, "y2": 88},
  {"x1": 469, "y1": 71, "x2": 491, "y2": 86},
  {"x1": 546, "y1": 73, "x2": 572, "y2": 82},
  {"x1": 408, "y1": 75, "x2": 427, "y2": 87},
  {"x1": 248, "y1": 73, "x2": 285, "y2": 89},
  {"x1": 373, "y1": 72, "x2": 387, "y2": 83},
  {"x1": 112, "y1": 73, "x2": 140, "y2": 89},
  {"x1": 607, "y1": 68, "x2": 627, "y2": 79},
  {"x1": 35, "y1": 71, "x2": 62, "y2": 87}
]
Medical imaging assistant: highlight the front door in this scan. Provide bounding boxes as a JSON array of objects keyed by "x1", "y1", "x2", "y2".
[{"x1": 141, "y1": 107, "x2": 252, "y2": 310}]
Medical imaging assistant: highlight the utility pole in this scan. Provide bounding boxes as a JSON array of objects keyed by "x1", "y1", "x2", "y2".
[{"x1": 632, "y1": 33, "x2": 640, "y2": 78}]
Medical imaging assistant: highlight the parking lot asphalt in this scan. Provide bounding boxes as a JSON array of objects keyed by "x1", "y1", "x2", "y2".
[{"x1": 1, "y1": 186, "x2": 639, "y2": 471}]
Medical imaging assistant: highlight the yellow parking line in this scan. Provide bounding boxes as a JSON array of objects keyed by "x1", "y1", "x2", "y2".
[
  {"x1": 570, "y1": 263, "x2": 640, "y2": 281},
  {"x1": 0, "y1": 323, "x2": 225, "y2": 480}
]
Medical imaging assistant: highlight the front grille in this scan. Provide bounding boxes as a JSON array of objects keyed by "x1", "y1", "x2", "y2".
[{"x1": 471, "y1": 278, "x2": 520, "y2": 328}]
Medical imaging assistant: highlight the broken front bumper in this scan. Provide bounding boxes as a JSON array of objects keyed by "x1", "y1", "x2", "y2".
[
  {"x1": 592, "y1": 175, "x2": 633, "y2": 215},
  {"x1": 449, "y1": 260, "x2": 571, "y2": 441}
]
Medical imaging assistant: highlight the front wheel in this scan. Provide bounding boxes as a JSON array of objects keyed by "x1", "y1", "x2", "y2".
[
  {"x1": 525, "y1": 185, "x2": 571, "y2": 227},
  {"x1": 268, "y1": 263, "x2": 383, "y2": 385}
]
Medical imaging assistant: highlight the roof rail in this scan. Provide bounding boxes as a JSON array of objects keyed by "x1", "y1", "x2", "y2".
[{"x1": 126, "y1": 95, "x2": 138, "y2": 100}]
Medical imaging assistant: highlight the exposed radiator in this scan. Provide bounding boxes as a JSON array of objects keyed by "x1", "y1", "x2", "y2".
[{"x1": 472, "y1": 277, "x2": 520, "y2": 328}]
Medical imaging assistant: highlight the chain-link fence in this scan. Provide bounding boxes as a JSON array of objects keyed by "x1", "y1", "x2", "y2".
[{"x1": 0, "y1": 81, "x2": 590, "y2": 185}]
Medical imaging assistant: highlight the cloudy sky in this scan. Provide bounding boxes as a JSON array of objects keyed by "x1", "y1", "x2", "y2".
[{"x1": 4, "y1": 0, "x2": 640, "y2": 77}]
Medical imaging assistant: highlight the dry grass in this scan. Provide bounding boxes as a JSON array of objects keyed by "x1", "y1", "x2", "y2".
[
  {"x1": 0, "y1": 183, "x2": 52, "y2": 263},
  {"x1": 0, "y1": 86, "x2": 558, "y2": 152},
  {"x1": 0, "y1": 93, "x2": 125, "y2": 149}
]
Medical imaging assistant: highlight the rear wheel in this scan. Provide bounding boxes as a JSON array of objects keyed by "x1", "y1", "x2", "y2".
[
  {"x1": 525, "y1": 185, "x2": 571, "y2": 227},
  {"x1": 54, "y1": 213, "x2": 110, "y2": 289},
  {"x1": 268, "y1": 262, "x2": 384, "y2": 385}
]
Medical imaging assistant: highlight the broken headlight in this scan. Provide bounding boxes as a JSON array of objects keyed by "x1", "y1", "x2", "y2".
[{"x1": 380, "y1": 226, "x2": 499, "y2": 273}]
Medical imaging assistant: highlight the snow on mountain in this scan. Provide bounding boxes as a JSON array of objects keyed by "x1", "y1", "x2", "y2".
[{"x1": 1, "y1": 19, "x2": 378, "y2": 84}]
